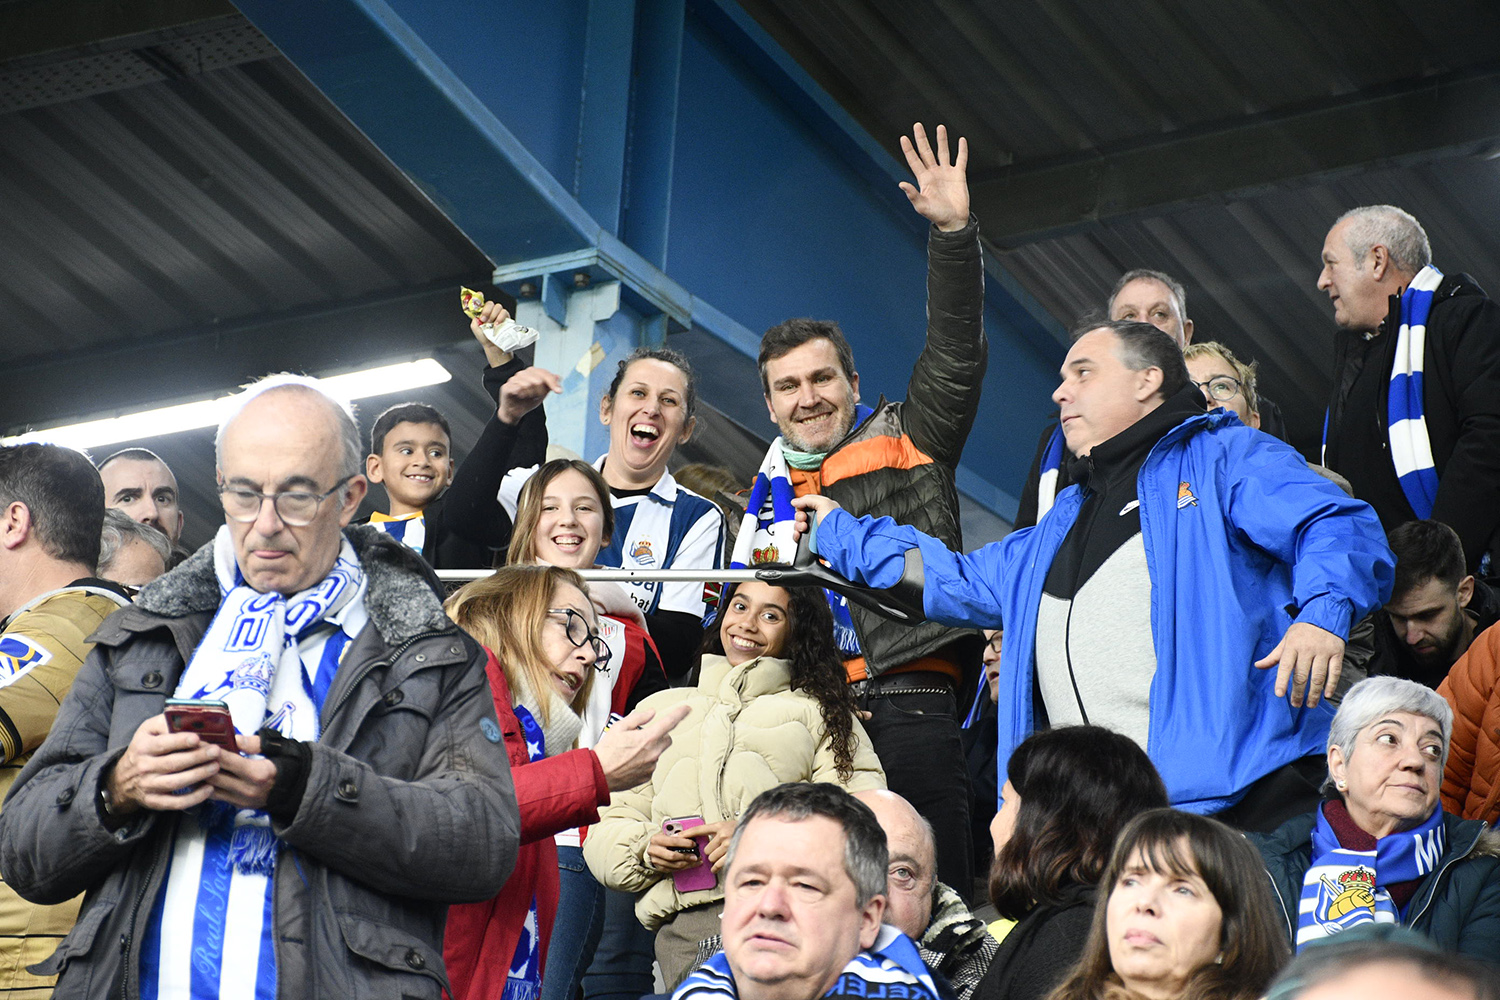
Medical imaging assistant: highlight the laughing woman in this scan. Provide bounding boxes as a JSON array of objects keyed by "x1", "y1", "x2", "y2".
[{"x1": 582, "y1": 581, "x2": 885, "y2": 991}]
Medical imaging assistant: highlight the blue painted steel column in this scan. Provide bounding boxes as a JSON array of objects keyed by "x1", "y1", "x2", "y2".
[
  {"x1": 575, "y1": 0, "x2": 637, "y2": 233},
  {"x1": 623, "y1": 0, "x2": 684, "y2": 269}
]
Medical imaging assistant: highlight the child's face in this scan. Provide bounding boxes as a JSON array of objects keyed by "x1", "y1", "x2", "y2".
[{"x1": 366, "y1": 421, "x2": 453, "y2": 513}]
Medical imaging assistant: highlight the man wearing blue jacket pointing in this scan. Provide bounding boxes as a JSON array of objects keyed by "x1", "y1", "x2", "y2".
[{"x1": 792, "y1": 320, "x2": 1395, "y2": 832}]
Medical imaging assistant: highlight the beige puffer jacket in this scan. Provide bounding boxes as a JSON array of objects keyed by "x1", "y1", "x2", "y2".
[{"x1": 582, "y1": 653, "x2": 885, "y2": 929}]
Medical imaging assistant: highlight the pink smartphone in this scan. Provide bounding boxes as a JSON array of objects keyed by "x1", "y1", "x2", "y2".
[
  {"x1": 164, "y1": 698, "x2": 239, "y2": 752},
  {"x1": 663, "y1": 815, "x2": 717, "y2": 893}
]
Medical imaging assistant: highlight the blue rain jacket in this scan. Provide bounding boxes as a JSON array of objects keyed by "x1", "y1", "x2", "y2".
[{"x1": 815, "y1": 409, "x2": 1394, "y2": 813}]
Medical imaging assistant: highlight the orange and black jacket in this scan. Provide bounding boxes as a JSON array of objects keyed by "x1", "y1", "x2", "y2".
[{"x1": 796, "y1": 217, "x2": 987, "y2": 682}]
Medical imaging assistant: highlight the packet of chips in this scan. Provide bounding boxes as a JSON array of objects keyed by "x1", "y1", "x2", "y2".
[{"x1": 461, "y1": 287, "x2": 539, "y2": 353}]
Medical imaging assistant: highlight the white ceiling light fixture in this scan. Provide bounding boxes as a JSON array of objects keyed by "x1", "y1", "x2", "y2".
[{"x1": 2, "y1": 358, "x2": 452, "y2": 451}]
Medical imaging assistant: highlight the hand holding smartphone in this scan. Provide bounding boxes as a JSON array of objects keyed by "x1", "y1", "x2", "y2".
[
  {"x1": 163, "y1": 699, "x2": 239, "y2": 752},
  {"x1": 662, "y1": 815, "x2": 717, "y2": 892}
]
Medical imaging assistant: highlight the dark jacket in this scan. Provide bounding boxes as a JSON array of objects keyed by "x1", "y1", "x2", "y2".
[
  {"x1": 1369, "y1": 578, "x2": 1500, "y2": 689},
  {"x1": 1323, "y1": 273, "x2": 1500, "y2": 572},
  {"x1": 1251, "y1": 809, "x2": 1500, "y2": 963},
  {"x1": 973, "y1": 884, "x2": 1095, "y2": 1000},
  {"x1": 361, "y1": 356, "x2": 548, "y2": 569},
  {"x1": 0, "y1": 526, "x2": 520, "y2": 999},
  {"x1": 819, "y1": 219, "x2": 986, "y2": 679}
]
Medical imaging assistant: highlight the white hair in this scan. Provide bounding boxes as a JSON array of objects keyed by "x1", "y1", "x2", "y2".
[
  {"x1": 214, "y1": 373, "x2": 362, "y2": 482},
  {"x1": 98, "y1": 508, "x2": 171, "y2": 572},
  {"x1": 1327, "y1": 675, "x2": 1454, "y2": 792},
  {"x1": 1335, "y1": 205, "x2": 1433, "y2": 275}
]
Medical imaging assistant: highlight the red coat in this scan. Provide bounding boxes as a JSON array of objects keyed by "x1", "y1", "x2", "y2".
[{"x1": 444, "y1": 651, "x2": 611, "y2": 1000}]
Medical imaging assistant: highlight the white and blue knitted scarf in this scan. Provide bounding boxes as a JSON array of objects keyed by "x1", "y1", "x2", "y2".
[
  {"x1": 1035, "y1": 425, "x2": 1066, "y2": 522},
  {"x1": 1295, "y1": 804, "x2": 1446, "y2": 951},
  {"x1": 139, "y1": 527, "x2": 366, "y2": 1000},
  {"x1": 1386, "y1": 265, "x2": 1445, "y2": 518},
  {"x1": 673, "y1": 924, "x2": 942, "y2": 1000}
]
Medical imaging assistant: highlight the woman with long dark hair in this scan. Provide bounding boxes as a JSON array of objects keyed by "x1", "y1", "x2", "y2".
[
  {"x1": 583, "y1": 580, "x2": 884, "y2": 991},
  {"x1": 977, "y1": 725, "x2": 1169, "y2": 1000}
]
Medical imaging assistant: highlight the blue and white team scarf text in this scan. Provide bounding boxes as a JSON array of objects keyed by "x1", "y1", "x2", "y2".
[
  {"x1": 733, "y1": 437, "x2": 859, "y2": 656},
  {"x1": 139, "y1": 527, "x2": 366, "y2": 1000},
  {"x1": 1295, "y1": 803, "x2": 1446, "y2": 951},
  {"x1": 1321, "y1": 265, "x2": 1444, "y2": 518},
  {"x1": 673, "y1": 924, "x2": 942, "y2": 1000}
]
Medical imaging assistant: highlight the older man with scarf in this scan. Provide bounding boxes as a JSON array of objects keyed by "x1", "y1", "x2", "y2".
[
  {"x1": 1317, "y1": 205, "x2": 1500, "y2": 574},
  {"x1": 0, "y1": 376, "x2": 518, "y2": 1000}
]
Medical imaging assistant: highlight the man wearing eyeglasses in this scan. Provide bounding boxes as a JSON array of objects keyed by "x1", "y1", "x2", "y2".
[
  {"x1": 0, "y1": 375, "x2": 518, "y2": 999},
  {"x1": 795, "y1": 320, "x2": 1394, "y2": 834}
]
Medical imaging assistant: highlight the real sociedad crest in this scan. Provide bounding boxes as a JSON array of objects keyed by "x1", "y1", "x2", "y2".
[
  {"x1": 752, "y1": 544, "x2": 780, "y2": 565},
  {"x1": 1315, "y1": 866, "x2": 1378, "y2": 932},
  {"x1": 230, "y1": 653, "x2": 275, "y2": 698},
  {"x1": 630, "y1": 540, "x2": 655, "y2": 566}
]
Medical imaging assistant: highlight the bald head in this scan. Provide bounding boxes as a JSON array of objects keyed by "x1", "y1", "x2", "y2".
[{"x1": 856, "y1": 789, "x2": 937, "y2": 940}]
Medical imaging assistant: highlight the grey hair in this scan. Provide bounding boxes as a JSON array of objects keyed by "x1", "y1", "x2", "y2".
[
  {"x1": 1109, "y1": 268, "x2": 1190, "y2": 324},
  {"x1": 1071, "y1": 319, "x2": 1192, "y2": 402},
  {"x1": 98, "y1": 509, "x2": 171, "y2": 573},
  {"x1": 214, "y1": 374, "x2": 363, "y2": 483},
  {"x1": 724, "y1": 782, "x2": 889, "y2": 909},
  {"x1": 1326, "y1": 676, "x2": 1454, "y2": 792},
  {"x1": 1335, "y1": 206, "x2": 1433, "y2": 275}
]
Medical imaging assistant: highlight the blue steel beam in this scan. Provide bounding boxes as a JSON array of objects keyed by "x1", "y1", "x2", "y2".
[
  {"x1": 575, "y1": 0, "x2": 637, "y2": 232},
  {"x1": 231, "y1": 0, "x2": 598, "y2": 266}
]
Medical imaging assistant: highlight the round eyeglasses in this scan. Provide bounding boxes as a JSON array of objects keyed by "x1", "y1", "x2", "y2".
[
  {"x1": 218, "y1": 476, "x2": 353, "y2": 527},
  {"x1": 548, "y1": 607, "x2": 612, "y2": 671},
  {"x1": 1190, "y1": 376, "x2": 1246, "y2": 403}
]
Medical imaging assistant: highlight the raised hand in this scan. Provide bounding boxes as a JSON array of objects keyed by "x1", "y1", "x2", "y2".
[
  {"x1": 497, "y1": 366, "x2": 563, "y2": 425},
  {"x1": 592, "y1": 703, "x2": 691, "y2": 791},
  {"x1": 471, "y1": 300, "x2": 517, "y2": 367},
  {"x1": 898, "y1": 123, "x2": 970, "y2": 232}
]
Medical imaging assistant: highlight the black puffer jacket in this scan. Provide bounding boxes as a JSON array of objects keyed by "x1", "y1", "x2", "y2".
[{"x1": 819, "y1": 218, "x2": 987, "y2": 678}]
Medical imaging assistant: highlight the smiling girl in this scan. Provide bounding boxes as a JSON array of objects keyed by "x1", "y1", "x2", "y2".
[{"x1": 583, "y1": 580, "x2": 885, "y2": 991}]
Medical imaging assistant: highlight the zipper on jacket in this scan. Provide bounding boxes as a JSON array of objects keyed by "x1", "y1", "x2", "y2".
[
  {"x1": 319, "y1": 629, "x2": 450, "y2": 728},
  {"x1": 1404, "y1": 825, "x2": 1483, "y2": 929},
  {"x1": 118, "y1": 837, "x2": 168, "y2": 1000}
]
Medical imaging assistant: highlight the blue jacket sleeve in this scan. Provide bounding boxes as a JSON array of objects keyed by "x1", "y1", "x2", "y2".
[
  {"x1": 815, "y1": 508, "x2": 1015, "y2": 627},
  {"x1": 1220, "y1": 430, "x2": 1394, "y2": 638}
]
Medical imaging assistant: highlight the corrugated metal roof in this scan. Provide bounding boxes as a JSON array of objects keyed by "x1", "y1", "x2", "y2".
[
  {"x1": 0, "y1": 14, "x2": 492, "y2": 363},
  {"x1": 734, "y1": 0, "x2": 1500, "y2": 456}
]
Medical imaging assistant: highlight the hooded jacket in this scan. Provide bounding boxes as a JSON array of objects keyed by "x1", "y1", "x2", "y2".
[
  {"x1": 1251, "y1": 809, "x2": 1500, "y2": 963},
  {"x1": 0, "y1": 526, "x2": 518, "y2": 1000},
  {"x1": 813, "y1": 402, "x2": 1394, "y2": 813},
  {"x1": 582, "y1": 653, "x2": 884, "y2": 930}
]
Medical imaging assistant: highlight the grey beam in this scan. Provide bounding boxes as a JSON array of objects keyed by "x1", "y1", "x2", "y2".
[{"x1": 971, "y1": 67, "x2": 1500, "y2": 247}]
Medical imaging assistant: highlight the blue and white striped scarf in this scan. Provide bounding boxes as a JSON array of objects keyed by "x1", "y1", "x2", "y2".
[
  {"x1": 1295, "y1": 803, "x2": 1445, "y2": 951},
  {"x1": 1386, "y1": 265, "x2": 1445, "y2": 518},
  {"x1": 1322, "y1": 266, "x2": 1445, "y2": 518},
  {"x1": 1035, "y1": 425, "x2": 1066, "y2": 522},
  {"x1": 139, "y1": 527, "x2": 366, "y2": 1000},
  {"x1": 505, "y1": 704, "x2": 548, "y2": 1000},
  {"x1": 673, "y1": 924, "x2": 942, "y2": 1000},
  {"x1": 734, "y1": 434, "x2": 861, "y2": 656}
]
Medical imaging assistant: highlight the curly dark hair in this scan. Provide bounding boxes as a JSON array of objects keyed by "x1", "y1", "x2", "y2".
[{"x1": 702, "y1": 583, "x2": 857, "y2": 781}]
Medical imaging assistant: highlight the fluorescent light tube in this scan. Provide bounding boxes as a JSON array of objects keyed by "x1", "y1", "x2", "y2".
[{"x1": 3, "y1": 358, "x2": 452, "y2": 450}]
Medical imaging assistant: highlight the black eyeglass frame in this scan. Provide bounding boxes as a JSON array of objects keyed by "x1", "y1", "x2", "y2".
[
  {"x1": 547, "y1": 607, "x2": 613, "y2": 671},
  {"x1": 1189, "y1": 376, "x2": 1246, "y2": 403}
]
